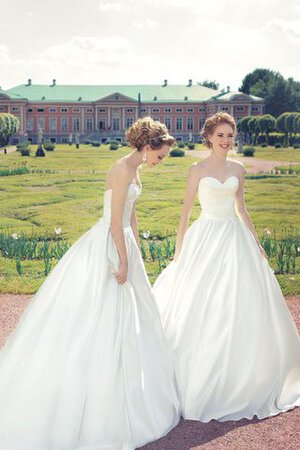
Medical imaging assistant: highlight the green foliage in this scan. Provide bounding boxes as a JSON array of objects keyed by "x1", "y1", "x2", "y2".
[
  {"x1": 170, "y1": 148, "x2": 185, "y2": 157},
  {"x1": 0, "y1": 113, "x2": 19, "y2": 147},
  {"x1": 90, "y1": 141, "x2": 101, "y2": 147},
  {"x1": 177, "y1": 142, "x2": 185, "y2": 148},
  {"x1": 43, "y1": 140, "x2": 55, "y2": 151},
  {"x1": 35, "y1": 146, "x2": 45, "y2": 157},
  {"x1": 187, "y1": 142, "x2": 195, "y2": 149},
  {"x1": 20, "y1": 147, "x2": 31, "y2": 156},
  {"x1": 243, "y1": 146, "x2": 256, "y2": 156},
  {"x1": 109, "y1": 143, "x2": 119, "y2": 150}
]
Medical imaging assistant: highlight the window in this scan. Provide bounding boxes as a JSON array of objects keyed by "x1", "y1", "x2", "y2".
[
  {"x1": 199, "y1": 117, "x2": 205, "y2": 130},
  {"x1": 140, "y1": 108, "x2": 147, "y2": 113},
  {"x1": 85, "y1": 117, "x2": 94, "y2": 131},
  {"x1": 26, "y1": 118, "x2": 33, "y2": 131},
  {"x1": 187, "y1": 108, "x2": 194, "y2": 113},
  {"x1": 176, "y1": 117, "x2": 183, "y2": 130},
  {"x1": 72, "y1": 117, "x2": 80, "y2": 131},
  {"x1": 112, "y1": 118, "x2": 120, "y2": 131},
  {"x1": 236, "y1": 106, "x2": 245, "y2": 112},
  {"x1": 37, "y1": 118, "x2": 45, "y2": 130},
  {"x1": 126, "y1": 108, "x2": 134, "y2": 113},
  {"x1": 126, "y1": 117, "x2": 134, "y2": 128},
  {"x1": 221, "y1": 106, "x2": 229, "y2": 111},
  {"x1": 99, "y1": 118, "x2": 106, "y2": 130},
  {"x1": 49, "y1": 117, "x2": 57, "y2": 131},
  {"x1": 187, "y1": 117, "x2": 194, "y2": 130},
  {"x1": 251, "y1": 107, "x2": 258, "y2": 112},
  {"x1": 86, "y1": 108, "x2": 93, "y2": 113},
  {"x1": 199, "y1": 107, "x2": 205, "y2": 112},
  {"x1": 37, "y1": 108, "x2": 45, "y2": 112},
  {"x1": 12, "y1": 106, "x2": 20, "y2": 112},
  {"x1": 49, "y1": 108, "x2": 57, "y2": 113},
  {"x1": 61, "y1": 117, "x2": 68, "y2": 131},
  {"x1": 164, "y1": 117, "x2": 171, "y2": 129},
  {"x1": 164, "y1": 108, "x2": 171, "y2": 113},
  {"x1": 153, "y1": 117, "x2": 160, "y2": 122},
  {"x1": 61, "y1": 108, "x2": 68, "y2": 113},
  {"x1": 152, "y1": 108, "x2": 160, "y2": 113},
  {"x1": 176, "y1": 108, "x2": 183, "y2": 113},
  {"x1": 27, "y1": 108, "x2": 33, "y2": 113},
  {"x1": 98, "y1": 108, "x2": 106, "y2": 113},
  {"x1": 72, "y1": 108, "x2": 80, "y2": 113}
]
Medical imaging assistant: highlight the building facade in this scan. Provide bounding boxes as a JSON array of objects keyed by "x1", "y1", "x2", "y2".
[{"x1": 0, "y1": 79, "x2": 264, "y2": 144}]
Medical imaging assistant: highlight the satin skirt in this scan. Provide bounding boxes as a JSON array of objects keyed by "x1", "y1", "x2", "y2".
[
  {"x1": 153, "y1": 215, "x2": 300, "y2": 422},
  {"x1": 0, "y1": 219, "x2": 179, "y2": 450}
]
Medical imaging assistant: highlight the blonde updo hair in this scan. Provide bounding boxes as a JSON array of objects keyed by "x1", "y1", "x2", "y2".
[
  {"x1": 126, "y1": 116, "x2": 175, "y2": 151},
  {"x1": 201, "y1": 112, "x2": 237, "y2": 148}
]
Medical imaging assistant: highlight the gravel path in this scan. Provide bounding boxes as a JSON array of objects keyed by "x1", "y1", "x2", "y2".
[
  {"x1": 0, "y1": 294, "x2": 299, "y2": 450},
  {"x1": 186, "y1": 150, "x2": 298, "y2": 174}
]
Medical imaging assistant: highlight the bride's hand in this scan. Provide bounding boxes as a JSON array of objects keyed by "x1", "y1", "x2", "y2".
[{"x1": 115, "y1": 262, "x2": 128, "y2": 284}]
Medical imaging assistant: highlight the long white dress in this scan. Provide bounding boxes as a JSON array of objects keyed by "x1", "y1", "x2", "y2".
[
  {"x1": 153, "y1": 175, "x2": 300, "y2": 422},
  {"x1": 0, "y1": 182, "x2": 180, "y2": 450}
]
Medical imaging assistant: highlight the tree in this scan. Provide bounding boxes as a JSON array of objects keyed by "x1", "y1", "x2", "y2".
[
  {"x1": 257, "y1": 114, "x2": 276, "y2": 141},
  {"x1": 239, "y1": 68, "x2": 280, "y2": 95},
  {"x1": 0, "y1": 113, "x2": 19, "y2": 147},
  {"x1": 237, "y1": 116, "x2": 253, "y2": 143},
  {"x1": 248, "y1": 117, "x2": 259, "y2": 145}
]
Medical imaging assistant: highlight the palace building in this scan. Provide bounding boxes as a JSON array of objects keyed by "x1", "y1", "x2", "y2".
[{"x1": 0, "y1": 79, "x2": 264, "y2": 144}]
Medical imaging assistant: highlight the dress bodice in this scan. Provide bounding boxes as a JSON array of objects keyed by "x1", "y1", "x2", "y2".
[
  {"x1": 198, "y1": 176, "x2": 239, "y2": 219},
  {"x1": 102, "y1": 183, "x2": 141, "y2": 227}
]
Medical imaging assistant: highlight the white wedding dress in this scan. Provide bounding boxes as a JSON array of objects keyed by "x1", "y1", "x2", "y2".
[
  {"x1": 0, "y1": 183, "x2": 180, "y2": 450},
  {"x1": 153, "y1": 175, "x2": 300, "y2": 422}
]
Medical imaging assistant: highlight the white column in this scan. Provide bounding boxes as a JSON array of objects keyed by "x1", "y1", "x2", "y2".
[
  {"x1": 81, "y1": 107, "x2": 85, "y2": 133},
  {"x1": 122, "y1": 107, "x2": 125, "y2": 130},
  {"x1": 107, "y1": 107, "x2": 111, "y2": 128},
  {"x1": 20, "y1": 106, "x2": 24, "y2": 132},
  {"x1": 95, "y1": 106, "x2": 98, "y2": 130},
  {"x1": 248, "y1": 105, "x2": 251, "y2": 115}
]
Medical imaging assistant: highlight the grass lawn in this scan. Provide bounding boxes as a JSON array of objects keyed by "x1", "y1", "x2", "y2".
[{"x1": 1, "y1": 143, "x2": 300, "y2": 294}]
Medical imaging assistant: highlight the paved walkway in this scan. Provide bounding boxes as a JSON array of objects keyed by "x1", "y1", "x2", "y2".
[{"x1": 0, "y1": 294, "x2": 299, "y2": 450}]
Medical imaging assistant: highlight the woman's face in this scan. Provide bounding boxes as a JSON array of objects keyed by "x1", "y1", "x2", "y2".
[
  {"x1": 208, "y1": 123, "x2": 235, "y2": 154},
  {"x1": 145, "y1": 144, "x2": 170, "y2": 168}
]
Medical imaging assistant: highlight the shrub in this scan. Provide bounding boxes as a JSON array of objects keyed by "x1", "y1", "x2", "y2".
[
  {"x1": 16, "y1": 141, "x2": 30, "y2": 151},
  {"x1": 109, "y1": 140, "x2": 119, "y2": 145},
  {"x1": 122, "y1": 142, "x2": 128, "y2": 147},
  {"x1": 257, "y1": 135, "x2": 266, "y2": 144},
  {"x1": 91, "y1": 141, "x2": 101, "y2": 147},
  {"x1": 274, "y1": 143, "x2": 282, "y2": 148},
  {"x1": 84, "y1": 140, "x2": 91, "y2": 145},
  {"x1": 170, "y1": 148, "x2": 185, "y2": 157},
  {"x1": 43, "y1": 140, "x2": 55, "y2": 151},
  {"x1": 178, "y1": 142, "x2": 185, "y2": 148},
  {"x1": 243, "y1": 146, "x2": 256, "y2": 157},
  {"x1": 293, "y1": 143, "x2": 300, "y2": 149},
  {"x1": 20, "y1": 147, "x2": 31, "y2": 156},
  {"x1": 109, "y1": 143, "x2": 119, "y2": 151},
  {"x1": 187, "y1": 142, "x2": 195, "y2": 149},
  {"x1": 260, "y1": 143, "x2": 268, "y2": 147},
  {"x1": 35, "y1": 146, "x2": 45, "y2": 157}
]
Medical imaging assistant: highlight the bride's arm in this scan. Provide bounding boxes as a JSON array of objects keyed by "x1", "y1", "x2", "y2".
[
  {"x1": 235, "y1": 171, "x2": 266, "y2": 257},
  {"x1": 130, "y1": 203, "x2": 140, "y2": 248},
  {"x1": 174, "y1": 164, "x2": 199, "y2": 261},
  {"x1": 110, "y1": 170, "x2": 130, "y2": 283}
]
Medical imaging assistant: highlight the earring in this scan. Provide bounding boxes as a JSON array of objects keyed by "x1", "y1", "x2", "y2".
[{"x1": 142, "y1": 152, "x2": 147, "y2": 162}]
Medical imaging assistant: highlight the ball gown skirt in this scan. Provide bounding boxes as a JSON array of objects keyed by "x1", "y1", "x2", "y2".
[
  {"x1": 0, "y1": 183, "x2": 180, "y2": 450},
  {"x1": 153, "y1": 176, "x2": 300, "y2": 422}
]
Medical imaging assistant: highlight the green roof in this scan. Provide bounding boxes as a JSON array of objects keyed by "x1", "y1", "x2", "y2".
[
  {"x1": 4, "y1": 83, "x2": 234, "y2": 103},
  {"x1": 211, "y1": 90, "x2": 263, "y2": 102}
]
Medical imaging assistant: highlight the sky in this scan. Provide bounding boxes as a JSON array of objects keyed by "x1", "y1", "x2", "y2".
[{"x1": 0, "y1": 0, "x2": 299, "y2": 91}]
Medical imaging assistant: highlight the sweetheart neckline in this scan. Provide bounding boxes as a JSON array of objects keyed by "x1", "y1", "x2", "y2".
[
  {"x1": 199, "y1": 175, "x2": 239, "y2": 186},
  {"x1": 104, "y1": 182, "x2": 142, "y2": 194}
]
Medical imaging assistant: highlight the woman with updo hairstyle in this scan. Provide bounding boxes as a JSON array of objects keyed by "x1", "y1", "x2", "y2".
[
  {"x1": 0, "y1": 116, "x2": 179, "y2": 450},
  {"x1": 154, "y1": 111, "x2": 300, "y2": 422}
]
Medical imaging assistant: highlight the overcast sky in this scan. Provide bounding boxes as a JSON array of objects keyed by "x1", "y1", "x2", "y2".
[{"x1": 0, "y1": 0, "x2": 299, "y2": 91}]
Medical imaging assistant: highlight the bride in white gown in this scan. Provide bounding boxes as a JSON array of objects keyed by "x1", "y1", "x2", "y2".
[
  {"x1": 153, "y1": 112, "x2": 300, "y2": 422},
  {"x1": 0, "y1": 117, "x2": 180, "y2": 450}
]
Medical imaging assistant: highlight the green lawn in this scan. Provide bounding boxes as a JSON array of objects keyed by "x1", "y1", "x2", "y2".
[{"x1": 1, "y1": 143, "x2": 300, "y2": 295}]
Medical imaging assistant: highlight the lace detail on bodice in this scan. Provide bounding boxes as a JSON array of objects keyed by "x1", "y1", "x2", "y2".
[
  {"x1": 198, "y1": 176, "x2": 239, "y2": 219},
  {"x1": 102, "y1": 183, "x2": 141, "y2": 227}
]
